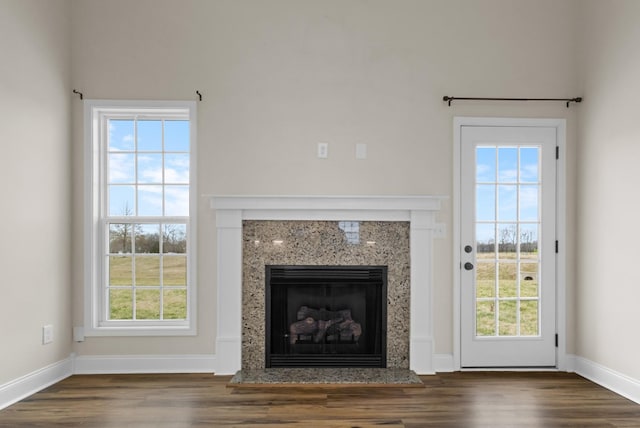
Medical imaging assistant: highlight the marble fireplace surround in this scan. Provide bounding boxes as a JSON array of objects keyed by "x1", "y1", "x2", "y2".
[{"x1": 211, "y1": 195, "x2": 444, "y2": 375}]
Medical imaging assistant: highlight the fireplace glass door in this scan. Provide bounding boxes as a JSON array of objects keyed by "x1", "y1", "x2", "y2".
[{"x1": 266, "y1": 265, "x2": 387, "y2": 368}]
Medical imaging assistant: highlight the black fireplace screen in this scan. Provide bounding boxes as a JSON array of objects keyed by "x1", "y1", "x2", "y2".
[{"x1": 265, "y1": 265, "x2": 387, "y2": 368}]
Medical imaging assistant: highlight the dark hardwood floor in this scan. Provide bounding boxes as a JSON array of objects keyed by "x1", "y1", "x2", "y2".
[{"x1": 1, "y1": 372, "x2": 639, "y2": 427}]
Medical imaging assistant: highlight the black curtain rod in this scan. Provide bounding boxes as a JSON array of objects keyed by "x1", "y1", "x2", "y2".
[{"x1": 443, "y1": 96, "x2": 582, "y2": 108}]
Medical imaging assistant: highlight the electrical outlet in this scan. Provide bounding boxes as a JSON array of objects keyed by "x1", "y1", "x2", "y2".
[{"x1": 42, "y1": 325, "x2": 53, "y2": 344}]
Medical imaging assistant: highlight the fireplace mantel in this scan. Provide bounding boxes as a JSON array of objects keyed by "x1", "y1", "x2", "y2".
[{"x1": 210, "y1": 195, "x2": 445, "y2": 375}]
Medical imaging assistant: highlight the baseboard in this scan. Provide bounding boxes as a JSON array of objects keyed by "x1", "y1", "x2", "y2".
[
  {"x1": 73, "y1": 354, "x2": 216, "y2": 374},
  {"x1": 433, "y1": 353, "x2": 455, "y2": 372},
  {"x1": 568, "y1": 354, "x2": 640, "y2": 405},
  {"x1": 0, "y1": 355, "x2": 73, "y2": 411}
]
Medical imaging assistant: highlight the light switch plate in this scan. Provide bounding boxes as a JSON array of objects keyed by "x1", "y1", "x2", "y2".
[{"x1": 317, "y1": 143, "x2": 328, "y2": 158}]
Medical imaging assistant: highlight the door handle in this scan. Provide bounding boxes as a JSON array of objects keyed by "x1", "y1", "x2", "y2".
[{"x1": 464, "y1": 262, "x2": 474, "y2": 271}]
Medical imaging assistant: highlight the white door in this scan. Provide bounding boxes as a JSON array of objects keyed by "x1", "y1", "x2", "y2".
[{"x1": 460, "y1": 125, "x2": 557, "y2": 367}]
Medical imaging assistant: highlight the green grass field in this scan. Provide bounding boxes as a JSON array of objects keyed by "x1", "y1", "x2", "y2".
[
  {"x1": 108, "y1": 256, "x2": 187, "y2": 320},
  {"x1": 475, "y1": 251, "x2": 539, "y2": 336}
]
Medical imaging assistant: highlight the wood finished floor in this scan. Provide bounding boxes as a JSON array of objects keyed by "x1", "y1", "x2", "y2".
[{"x1": 1, "y1": 372, "x2": 640, "y2": 427}]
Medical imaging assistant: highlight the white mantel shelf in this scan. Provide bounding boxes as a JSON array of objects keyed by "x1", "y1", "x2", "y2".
[{"x1": 210, "y1": 195, "x2": 446, "y2": 375}]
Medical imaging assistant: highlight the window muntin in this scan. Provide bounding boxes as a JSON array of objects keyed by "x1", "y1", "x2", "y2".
[{"x1": 85, "y1": 101, "x2": 196, "y2": 335}]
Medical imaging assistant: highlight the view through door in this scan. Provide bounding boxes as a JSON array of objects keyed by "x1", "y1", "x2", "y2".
[{"x1": 459, "y1": 124, "x2": 557, "y2": 368}]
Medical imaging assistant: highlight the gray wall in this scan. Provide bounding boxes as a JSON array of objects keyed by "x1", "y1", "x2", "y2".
[{"x1": 0, "y1": 0, "x2": 72, "y2": 385}]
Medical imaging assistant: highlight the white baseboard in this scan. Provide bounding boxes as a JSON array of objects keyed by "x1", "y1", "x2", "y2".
[
  {"x1": 567, "y1": 354, "x2": 640, "y2": 405},
  {"x1": 0, "y1": 355, "x2": 73, "y2": 411},
  {"x1": 433, "y1": 353, "x2": 455, "y2": 372},
  {"x1": 73, "y1": 354, "x2": 216, "y2": 374}
]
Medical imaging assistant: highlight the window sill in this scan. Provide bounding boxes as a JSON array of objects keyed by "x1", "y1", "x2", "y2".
[{"x1": 84, "y1": 323, "x2": 196, "y2": 337}]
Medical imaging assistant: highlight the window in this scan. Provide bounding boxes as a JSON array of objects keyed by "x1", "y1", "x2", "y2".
[{"x1": 84, "y1": 100, "x2": 197, "y2": 335}]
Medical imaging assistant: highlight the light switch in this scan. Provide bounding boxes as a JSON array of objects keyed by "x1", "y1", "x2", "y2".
[
  {"x1": 356, "y1": 143, "x2": 367, "y2": 159},
  {"x1": 317, "y1": 143, "x2": 328, "y2": 159}
]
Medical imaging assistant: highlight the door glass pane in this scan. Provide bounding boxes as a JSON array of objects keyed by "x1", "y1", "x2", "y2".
[
  {"x1": 498, "y1": 185, "x2": 517, "y2": 221},
  {"x1": 498, "y1": 300, "x2": 517, "y2": 336},
  {"x1": 520, "y1": 185, "x2": 539, "y2": 221},
  {"x1": 476, "y1": 185, "x2": 496, "y2": 221},
  {"x1": 476, "y1": 262, "x2": 496, "y2": 298},
  {"x1": 498, "y1": 147, "x2": 517, "y2": 182},
  {"x1": 498, "y1": 263, "x2": 517, "y2": 297},
  {"x1": 476, "y1": 223, "x2": 495, "y2": 256},
  {"x1": 476, "y1": 147, "x2": 496, "y2": 182},
  {"x1": 476, "y1": 300, "x2": 496, "y2": 336},
  {"x1": 520, "y1": 300, "x2": 539, "y2": 336},
  {"x1": 520, "y1": 262, "x2": 539, "y2": 298},
  {"x1": 498, "y1": 224, "x2": 517, "y2": 254},
  {"x1": 519, "y1": 147, "x2": 539, "y2": 183},
  {"x1": 519, "y1": 224, "x2": 538, "y2": 255}
]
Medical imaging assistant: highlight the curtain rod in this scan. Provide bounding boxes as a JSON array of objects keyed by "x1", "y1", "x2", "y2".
[{"x1": 443, "y1": 96, "x2": 582, "y2": 108}]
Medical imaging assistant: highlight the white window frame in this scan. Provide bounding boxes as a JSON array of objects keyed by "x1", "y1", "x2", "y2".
[{"x1": 84, "y1": 99, "x2": 197, "y2": 336}]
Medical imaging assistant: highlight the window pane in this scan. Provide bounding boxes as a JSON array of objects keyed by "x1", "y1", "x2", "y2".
[
  {"x1": 109, "y1": 120, "x2": 134, "y2": 151},
  {"x1": 109, "y1": 255, "x2": 132, "y2": 285},
  {"x1": 109, "y1": 186, "x2": 135, "y2": 216},
  {"x1": 498, "y1": 262, "x2": 517, "y2": 297},
  {"x1": 109, "y1": 288, "x2": 133, "y2": 319},
  {"x1": 476, "y1": 147, "x2": 496, "y2": 182},
  {"x1": 137, "y1": 120, "x2": 162, "y2": 151},
  {"x1": 476, "y1": 262, "x2": 495, "y2": 298},
  {"x1": 519, "y1": 224, "x2": 538, "y2": 255},
  {"x1": 163, "y1": 224, "x2": 187, "y2": 254},
  {"x1": 108, "y1": 153, "x2": 135, "y2": 183},
  {"x1": 109, "y1": 224, "x2": 132, "y2": 253},
  {"x1": 136, "y1": 224, "x2": 160, "y2": 253},
  {"x1": 498, "y1": 147, "x2": 517, "y2": 182},
  {"x1": 520, "y1": 300, "x2": 539, "y2": 336},
  {"x1": 136, "y1": 289, "x2": 160, "y2": 319},
  {"x1": 520, "y1": 262, "x2": 539, "y2": 298},
  {"x1": 498, "y1": 185, "x2": 517, "y2": 221},
  {"x1": 163, "y1": 256, "x2": 187, "y2": 285},
  {"x1": 165, "y1": 185, "x2": 189, "y2": 216},
  {"x1": 165, "y1": 120, "x2": 189, "y2": 152},
  {"x1": 476, "y1": 300, "x2": 495, "y2": 336},
  {"x1": 165, "y1": 154, "x2": 190, "y2": 184},
  {"x1": 520, "y1": 147, "x2": 539, "y2": 183},
  {"x1": 476, "y1": 185, "x2": 495, "y2": 221},
  {"x1": 476, "y1": 223, "x2": 495, "y2": 256},
  {"x1": 163, "y1": 289, "x2": 187, "y2": 319},
  {"x1": 138, "y1": 154, "x2": 163, "y2": 184},
  {"x1": 519, "y1": 185, "x2": 539, "y2": 221},
  {"x1": 135, "y1": 256, "x2": 160, "y2": 286},
  {"x1": 138, "y1": 185, "x2": 163, "y2": 216},
  {"x1": 498, "y1": 300, "x2": 517, "y2": 336},
  {"x1": 498, "y1": 224, "x2": 517, "y2": 253}
]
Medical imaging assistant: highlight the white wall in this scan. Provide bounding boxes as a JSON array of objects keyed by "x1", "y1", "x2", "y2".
[
  {"x1": 69, "y1": 0, "x2": 580, "y2": 360},
  {"x1": 576, "y1": 0, "x2": 640, "y2": 380},
  {"x1": 0, "y1": 0, "x2": 72, "y2": 385}
]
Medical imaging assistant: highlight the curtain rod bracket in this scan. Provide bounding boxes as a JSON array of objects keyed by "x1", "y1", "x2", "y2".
[
  {"x1": 72, "y1": 89, "x2": 84, "y2": 100},
  {"x1": 196, "y1": 90, "x2": 202, "y2": 101}
]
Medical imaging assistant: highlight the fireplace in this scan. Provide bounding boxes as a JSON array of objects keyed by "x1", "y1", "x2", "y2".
[
  {"x1": 210, "y1": 195, "x2": 443, "y2": 375},
  {"x1": 266, "y1": 265, "x2": 387, "y2": 368}
]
